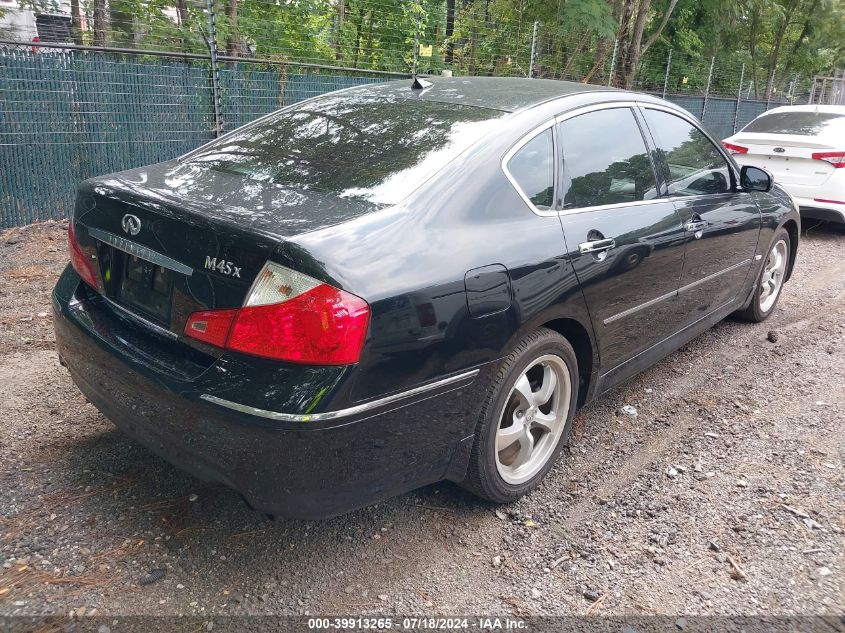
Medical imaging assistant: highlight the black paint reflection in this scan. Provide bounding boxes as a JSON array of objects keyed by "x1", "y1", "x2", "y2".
[{"x1": 184, "y1": 93, "x2": 507, "y2": 206}]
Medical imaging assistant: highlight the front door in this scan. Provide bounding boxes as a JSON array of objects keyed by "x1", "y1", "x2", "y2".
[
  {"x1": 557, "y1": 106, "x2": 689, "y2": 370},
  {"x1": 639, "y1": 107, "x2": 762, "y2": 314}
]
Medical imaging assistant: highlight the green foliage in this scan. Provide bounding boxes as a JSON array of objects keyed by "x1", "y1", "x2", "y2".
[{"x1": 10, "y1": 0, "x2": 841, "y2": 91}]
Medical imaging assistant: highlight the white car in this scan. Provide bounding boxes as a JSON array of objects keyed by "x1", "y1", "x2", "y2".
[{"x1": 723, "y1": 105, "x2": 845, "y2": 223}]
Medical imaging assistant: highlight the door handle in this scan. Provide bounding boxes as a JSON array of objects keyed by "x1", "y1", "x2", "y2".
[
  {"x1": 579, "y1": 238, "x2": 616, "y2": 254},
  {"x1": 685, "y1": 220, "x2": 708, "y2": 232}
]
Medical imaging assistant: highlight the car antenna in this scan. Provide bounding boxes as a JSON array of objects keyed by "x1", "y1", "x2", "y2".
[{"x1": 411, "y1": 76, "x2": 433, "y2": 90}]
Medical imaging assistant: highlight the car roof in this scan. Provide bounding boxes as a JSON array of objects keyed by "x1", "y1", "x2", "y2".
[
  {"x1": 762, "y1": 104, "x2": 845, "y2": 115},
  {"x1": 360, "y1": 76, "x2": 618, "y2": 113}
]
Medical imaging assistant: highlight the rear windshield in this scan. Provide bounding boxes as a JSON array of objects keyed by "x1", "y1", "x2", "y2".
[
  {"x1": 184, "y1": 93, "x2": 506, "y2": 205},
  {"x1": 742, "y1": 111, "x2": 845, "y2": 136}
]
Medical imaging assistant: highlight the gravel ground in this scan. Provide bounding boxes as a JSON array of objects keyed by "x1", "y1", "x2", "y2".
[{"x1": 0, "y1": 220, "x2": 843, "y2": 620}]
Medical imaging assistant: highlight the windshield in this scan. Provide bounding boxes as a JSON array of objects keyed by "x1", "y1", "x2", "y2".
[
  {"x1": 184, "y1": 92, "x2": 506, "y2": 206},
  {"x1": 742, "y1": 111, "x2": 845, "y2": 136}
]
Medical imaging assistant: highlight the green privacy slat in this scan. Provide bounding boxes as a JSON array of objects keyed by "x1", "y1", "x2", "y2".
[{"x1": 1, "y1": 48, "x2": 394, "y2": 228}]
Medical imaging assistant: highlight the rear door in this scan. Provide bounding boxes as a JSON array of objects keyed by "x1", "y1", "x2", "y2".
[
  {"x1": 640, "y1": 106, "x2": 761, "y2": 315},
  {"x1": 557, "y1": 105, "x2": 688, "y2": 370}
]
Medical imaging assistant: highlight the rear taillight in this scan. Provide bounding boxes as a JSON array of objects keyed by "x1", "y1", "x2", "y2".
[
  {"x1": 811, "y1": 151, "x2": 845, "y2": 168},
  {"x1": 184, "y1": 309, "x2": 238, "y2": 348},
  {"x1": 723, "y1": 142, "x2": 748, "y2": 155},
  {"x1": 68, "y1": 221, "x2": 99, "y2": 289},
  {"x1": 184, "y1": 262, "x2": 370, "y2": 365}
]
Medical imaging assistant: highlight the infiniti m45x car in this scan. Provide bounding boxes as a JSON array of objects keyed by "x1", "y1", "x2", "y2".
[{"x1": 54, "y1": 78, "x2": 799, "y2": 518}]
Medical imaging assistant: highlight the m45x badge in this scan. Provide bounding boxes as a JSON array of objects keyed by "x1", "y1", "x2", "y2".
[{"x1": 204, "y1": 256, "x2": 241, "y2": 278}]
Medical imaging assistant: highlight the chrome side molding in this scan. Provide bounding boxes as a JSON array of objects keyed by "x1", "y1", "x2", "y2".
[{"x1": 201, "y1": 368, "x2": 481, "y2": 423}]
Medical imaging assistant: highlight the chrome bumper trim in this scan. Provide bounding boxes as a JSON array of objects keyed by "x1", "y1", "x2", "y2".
[{"x1": 201, "y1": 368, "x2": 481, "y2": 423}]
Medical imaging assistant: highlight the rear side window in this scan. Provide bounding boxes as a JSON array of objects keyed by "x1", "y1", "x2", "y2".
[
  {"x1": 642, "y1": 109, "x2": 731, "y2": 197},
  {"x1": 558, "y1": 108, "x2": 658, "y2": 210},
  {"x1": 507, "y1": 129, "x2": 554, "y2": 210},
  {"x1": 742, "y1": 111, "x2": 845, "y2": 136}
]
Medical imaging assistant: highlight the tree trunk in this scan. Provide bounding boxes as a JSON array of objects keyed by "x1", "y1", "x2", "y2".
[
  {"x1": 70, "y1": 0, "x2": 82, "y2": 45},
  {"x1": 584, "y1": 0, "x2": 625, "y2": 84},
  {"x1": 92, "y1": 0, "x2": 107, "y2": 47},
  {"x1": 363, "y1": 10, "x2": 374, "y2": 66},
  {"x1": 176, "y1": 0, "x2": 189, "y2": 27},
  {"x1": 584, "y1": 38, "x2": 610, "y2": 83},
  {"x1": 749, "y1": 5, "x2": 760, "y2": 99},
  {"x1": 774, "y1": 0, "x2": 816, "y2": 93},
  {"x1": 445, "y1": 0, "x2": 456, "y2": 64},
  {"x1": 335, "y1": 0, "x2": 346, "y2": 61},
  {"x1": 226, "y1": 0, "x2": 240, "y2": 56},
  {"x1": 615, "y1": 0, "x2": 635, "y2": 87},
  {"x1": 352, "y1": 4, "x2": 365, "y2": 67},
  {"x1": 621, "y1": 0, "x2": 653, "y2": 89}
]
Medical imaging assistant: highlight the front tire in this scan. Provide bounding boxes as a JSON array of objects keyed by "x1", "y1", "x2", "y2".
[
  {"x1": 460, "y1": 328, "x2": 578, "y2": 504},
  {"x1": 737, "y1": 228, "x2": 791, "y2": 322}
]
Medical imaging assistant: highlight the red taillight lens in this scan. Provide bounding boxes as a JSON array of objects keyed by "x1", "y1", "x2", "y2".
[
  {"x1": 811, "y1": 151, "x2": 845, "y2": 168},
  {"x1": 68, "y1": 221, "x2": 99, "y2": 289},
  {"x1": 228, "y1": 284, "x2": 369, "y2": 364},
  {"x1": 184, "y1": 309, "x2": 238, "y2": 348},
  {"x1": 723, "y1": 142, "x2": 748, "y2": 155},
  {"x1": 184, "y1": 262, "x2": 370, "y2": 365}
]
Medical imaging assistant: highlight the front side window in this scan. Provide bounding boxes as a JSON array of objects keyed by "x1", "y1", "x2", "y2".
[
  {"x1": 558, "y1": 108, "x2": 658, "y2": 210},
  {"x1": 506, "y1": 128, "x2": 554, "y2": 210},
  {"x1": 642, "y1": 109, "x2": 732, "y2": 197}
]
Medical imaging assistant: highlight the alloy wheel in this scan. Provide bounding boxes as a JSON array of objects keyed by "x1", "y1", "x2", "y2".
[
  {"x1": 759, "y1": 239, "x2": 788, "y2": 313},
  {"x1": 495, "y1": 354, "x2": 571, "y2": 485}
]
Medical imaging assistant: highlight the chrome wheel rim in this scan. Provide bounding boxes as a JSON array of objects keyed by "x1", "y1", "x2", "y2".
[
  {"x1": 495, "y1": 354, "x2": 571, "y2": 485},
  {"x1": 759, "y1": 239, "x2": 788, "y2": 313}
]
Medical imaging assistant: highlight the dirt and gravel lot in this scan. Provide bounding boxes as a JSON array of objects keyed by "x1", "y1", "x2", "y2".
[{"x1": 0, "y1": 220, "x2": 843, "y2": 621}]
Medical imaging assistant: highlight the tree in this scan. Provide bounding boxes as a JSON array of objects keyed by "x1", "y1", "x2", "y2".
[{"x1": 617, "y1": 0, "x2": 680, "y2": 88}]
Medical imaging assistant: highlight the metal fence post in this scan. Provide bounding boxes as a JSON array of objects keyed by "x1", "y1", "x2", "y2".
[
  {"x1": 661, "y1": 49, "x2": 672, "y2": 99},
  {"x1": 787, "y1": 74, "x2": 797, "y2": 105},
  {"x1": 528, "y1": 21, "x2": 538, "y2": 78},
  {"x1": 607, "y1": 39, "x2": 618, "y2": 87},
  {"x1": 701, "y1": 55, "x2": 715, "y2": 120},
  {"x1": 733, "y1": 62, "x2": 745, "y2": 133},
  {"x1": 205, "y1": 0, "x2": 223, "y2": 136}
]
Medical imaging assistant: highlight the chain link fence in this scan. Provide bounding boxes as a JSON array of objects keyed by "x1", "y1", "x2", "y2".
[{"x1": 0, "y1": 0, "x2": 828, "y2": 227}]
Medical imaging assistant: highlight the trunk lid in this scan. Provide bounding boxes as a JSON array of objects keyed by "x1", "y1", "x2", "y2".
[
  {"x1": 729, "y1": 132, "x2": 837, "y2": 186},
  {"x1": 73, "y1": 160, "x2": 380, "y2": 337}
]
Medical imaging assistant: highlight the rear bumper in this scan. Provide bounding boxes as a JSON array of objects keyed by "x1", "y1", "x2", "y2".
[
  {"x1": 793, "y1": 197, "x2": 845, "y2": 223},
  {"x1": 53, "y1": 267, "x2": 484, "y2": 519}
]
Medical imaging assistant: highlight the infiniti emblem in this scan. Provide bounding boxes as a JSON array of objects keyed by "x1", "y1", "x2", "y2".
[
  {"x1": 773, "y1": 147, "x2": 786, "y2": 153},
  {"x1": 121, "y1": 214, "x2": 141, "y2": 236}
]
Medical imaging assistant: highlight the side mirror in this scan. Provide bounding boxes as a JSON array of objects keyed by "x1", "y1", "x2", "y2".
[{"x1": 740, "y1": 165, "x2": 772, "y2": 192}]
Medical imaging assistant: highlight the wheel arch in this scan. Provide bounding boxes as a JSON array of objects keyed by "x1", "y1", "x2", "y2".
[
  {"x1": 781, "y1": 218, "x2": 799, "y2": 282},
  {"x1": 536, "y1": 317, "x2": 595, "y2": 408}
]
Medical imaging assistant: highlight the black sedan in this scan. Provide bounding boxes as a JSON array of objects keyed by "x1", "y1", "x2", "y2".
[{"x1": 53, "y1": 77, "x2": 799, "y2": 518}]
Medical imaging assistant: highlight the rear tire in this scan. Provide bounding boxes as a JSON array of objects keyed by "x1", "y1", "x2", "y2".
[
  {"x1": 460, "y1": 328, "x2": 578, "y2": 504},
  {"x1": 737, "y1": 228, "x2": 791, "y2": 323}
]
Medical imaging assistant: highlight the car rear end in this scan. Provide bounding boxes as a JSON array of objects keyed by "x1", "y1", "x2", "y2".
[
  {"x1": 52, "y1": 86, "x2": 504, "y2": 517},
  {"x1": 724, "y1": 107, "x2": 845, "y2": 222}
]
